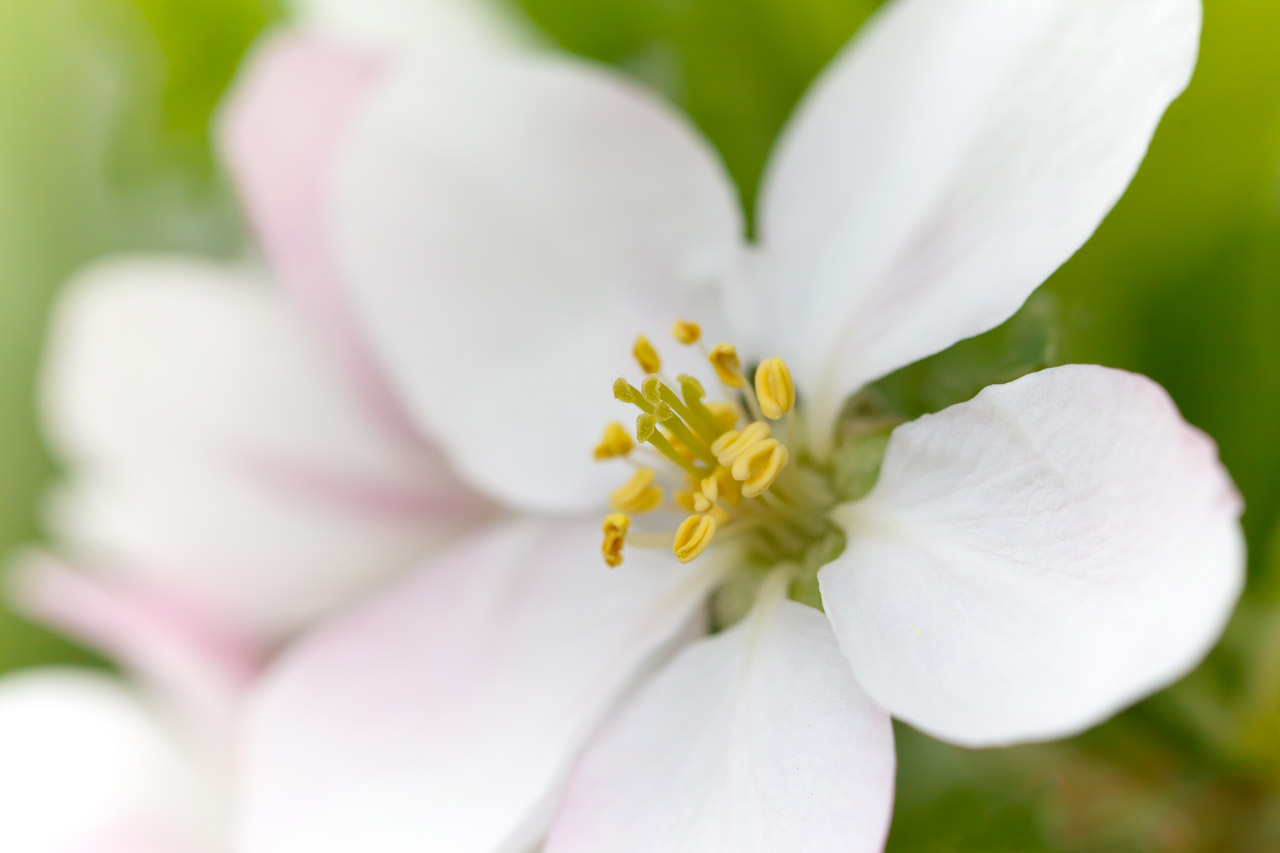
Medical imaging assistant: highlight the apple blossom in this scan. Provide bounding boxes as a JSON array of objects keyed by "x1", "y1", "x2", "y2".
[{"x1": 223, "y1": 0, "x2": 1242, "y2": 851}]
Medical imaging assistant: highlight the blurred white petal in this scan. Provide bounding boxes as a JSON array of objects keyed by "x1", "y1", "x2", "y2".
[
  {"x1": 0, "y1": 670, "x2": 221, "y2": 853},
  {"x1": 220, "y1": 35, "x2": 418, "y2": 433},
  {"x1": 41, "y1": 257, "x2": 487, "y2": 637},
  {"x1": 237, "y1": 518, "x2": 727, "y2": 852},
  {"x1": 9, "y1": 553, "x2": 263, "y2": 754}
]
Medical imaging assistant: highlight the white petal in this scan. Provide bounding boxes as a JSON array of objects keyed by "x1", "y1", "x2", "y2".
[
  {"x1": 0, "y1": 670, "x2": 221, "y2": 853},
  {"x1": 547, "y1": 580, "x2": 895, "y2": 853},
  {"x1": 820, "y1": 365, "x2": 1244, "y2": 747},
  {"x1": 10, "y1": 553, "x2": 263, "y2": 755},
  {"x1": 235, "y1": 518, "x2": 727, "y2": 853},
  {"x1": 755, "y1": 0, "x2": 1201, "y2": 431},
  {"x1": 219, "y1": 35, "x2": 417, "y2": 435},
  {"x1": 290, "y1": 0, "x2": 531, "y2": 55},
  {"x1": 42, "y1": 257, "x2": 486, "y2": 636},
  {"x1": 336, "y1": 57, "x2": 743, "y2": 513},
  {"x1": 45, "y1": 464, "x2": 469, "y2": 638}
]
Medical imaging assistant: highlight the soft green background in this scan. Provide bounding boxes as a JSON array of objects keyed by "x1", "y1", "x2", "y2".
[{"x1": 1, "y1": 0, "x2": 1278, "y2": 848}]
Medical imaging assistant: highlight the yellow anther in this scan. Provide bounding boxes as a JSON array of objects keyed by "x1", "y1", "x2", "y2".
[
  {"x1": 709, "y1": 343, "x2": 744, "y2": 388},
  {"x1": 754, "y1": 357, "x2": 795, "y2": 420},
  {"x1": 610, "y1": 468, "x2": 665, "y2": 514},
  {"x1": 602, "y1": 513, "x2": 630, "y2": 568},
  {"x1": 673, "y1": 514, "x2": 717, "y2": 563},
  {"x1": 714, "y1": 467, "x2": 743, "y2": 507},
  {"x1": 711, "y1": 422, "x2": 772, "y2": 467},
  {"x1": 672, "y1": 319, "x2": 702, "y2": 345},
  {"x1": 732, "y1": 438, "x2": 789, "y2": 499},
  {"x1": 701, "y1": 476, "x2": 719, "y2": 503},
  {"x1": 705, "y1": 402, "x2": 740, "y2": 431},
  {"x1": 692, "y1": 476, "x2": 720, "y2": 512},
  {"x1": 634, "y1": 335, "x2": 662, "y2": 374},
  {"x1": 674, "y1": 487, "x2": 699, "y2": 514},
  {"x1": 593, "y1": 421, "x2": 634, "y2": 460}
]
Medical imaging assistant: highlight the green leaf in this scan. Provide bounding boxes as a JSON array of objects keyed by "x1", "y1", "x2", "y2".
[{"x1": 871, "y1": 293, "x2": 1061, "y2": 421}]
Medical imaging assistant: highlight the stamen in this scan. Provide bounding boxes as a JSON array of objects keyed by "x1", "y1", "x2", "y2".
[
  {"x1": 601, "y1": 513, "x2": 630, "y2": 568},
  {"x1": 709, "y1": 343, "x2": 745, "y2": 389},
  {"x1": 733, "y1": 439, "x2": 789, "y2": 499},
  {"x1": 692, "y1": 477, "x2": 730, "y2": 523},
  {"x1": 714, "y1": 466, "x2": 743, "y2": 507},
  {"x1": 711, "y1": 422, "x2": 773, "y2": 467},
  {"x1": 593, "y1": 421, "x2": 634, "y2": 460},
  {"x1": 674, "y1": 487, "x2": 698, "y2": 513},
  {"x1": 672, "y1": 319, "x2": 701, "y2": 345},
  {"x1": 754, "y1": 357, "x2": 795, "y2": 420},
  {"x1": 610, "y1": 468, "x2": 664, "y2": 513},
  {"x1": 633, "y1": 335, "x2": 662, "y2": 374},
  {"x1": 700, "y1": 475, "x2": 719, "y2": 504},
  {"x1": 673, "y1": 514, "x2": 717, "y2": 563},
  {"x1": 705, "y1": 402, "x2": 740, "y2": 432},
  {"x1": 696, "y1": 473, "x2": 716, "y2": 507},
  {"x1": 603, "y1": 321, "x2": 825, "y2": 573}
]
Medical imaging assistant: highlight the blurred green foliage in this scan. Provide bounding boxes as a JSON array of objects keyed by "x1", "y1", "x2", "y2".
[
  {"x1": 0, "y1": 0, "x2": 279, "y2": 671},
  {"x1": 1, "y1": 0, "x2": 1278, "y2": 848}
]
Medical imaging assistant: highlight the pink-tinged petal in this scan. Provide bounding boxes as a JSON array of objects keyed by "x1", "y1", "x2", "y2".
[
  {"x1": 235, "y1": 518, "x2": 728, "y2": 853},
  {"x1": 335, "y1": 56, "x2": 744, "y2": 513},
  {"x1": 41, "y1": 257, "x2": 487, "y2": 637},
  {"x1": 9, "y1": 553, "x2": 264, "y2": 752},
  {"x1": 753, "y1": 0, "x2": 1202, "y2": 446},
  {"x1": 289, "y1": 0, "x2": 531, "y2": 54},
  {"x1": 219, "y1": 34, "x2": 418, "y2": 435},
  {"x1": 0, "y1": 670, "x2": 221, "y2": 853},
  {"x1": 820, "y1": 365, "x2": 1244, "y2": 747},
  {"x1": 547, "y1": 577, "x2": 895, "y2": 853}
]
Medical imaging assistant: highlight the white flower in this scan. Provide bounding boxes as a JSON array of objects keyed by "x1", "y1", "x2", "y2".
[{"x1": 217, "y1": 0, "x2": 1241, "y2": 850}]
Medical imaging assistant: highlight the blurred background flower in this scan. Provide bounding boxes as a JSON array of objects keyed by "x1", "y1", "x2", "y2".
[{"x1": 0, "y1": 0, "x2": 1278, "y2": 849}]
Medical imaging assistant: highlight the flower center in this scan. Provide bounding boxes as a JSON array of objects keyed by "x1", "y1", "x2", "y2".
[{"x1": 595, "y1": 320, "x2": 843, "y2": 594}]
